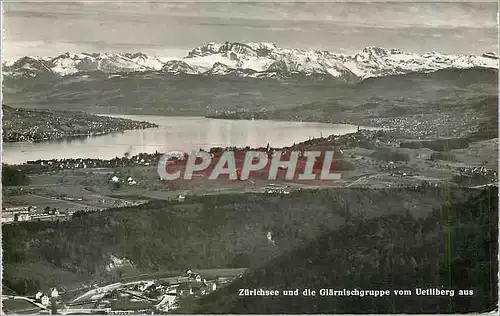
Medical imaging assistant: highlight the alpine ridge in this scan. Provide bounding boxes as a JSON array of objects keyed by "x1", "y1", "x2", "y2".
[{"x1": 3, "y1": 42, "x2": 498, "y2": 82}]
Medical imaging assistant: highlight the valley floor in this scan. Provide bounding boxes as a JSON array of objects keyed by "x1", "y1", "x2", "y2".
[{"x1": 3, "y1": 130, "x2": 497, "y2": 221}]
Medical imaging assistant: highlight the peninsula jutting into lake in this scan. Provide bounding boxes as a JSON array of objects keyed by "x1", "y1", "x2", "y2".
[{"x1": 2, "y1": 105, "x2": 158, "y2": 143}]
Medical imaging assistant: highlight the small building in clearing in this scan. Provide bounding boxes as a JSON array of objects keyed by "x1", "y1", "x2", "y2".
[
  {"x1": 34, "y1": 292, "x2": 44, "y2": 300},
  {"x1": 50, "y1": 287, "x2": 59, "y2": 298}
]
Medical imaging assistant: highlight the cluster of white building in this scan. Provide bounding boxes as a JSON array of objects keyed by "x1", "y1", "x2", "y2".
[
  {"x1": 33, "y1": 288, "x2": 59, "y2": 307},
  {"x1": 264, "y1": 184, "x2": 291, "y2": 194},
  {"x1": 110, "y1": 176, "x2": 137, "y2": 185},
  {"x1": 2, "y1": 206, "x2": 35, "y2": 224},
  {"x1": 2, "y1": 206, "x2": 72, "y2": 224},
  {"x1": 154, "y1": 270, "x2": 219, "y2": 312}
]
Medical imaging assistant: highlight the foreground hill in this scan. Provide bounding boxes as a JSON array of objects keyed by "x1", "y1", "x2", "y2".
[
  {"x1": 2, "y1": 187, "x2": 475, "y2": 294},
  {"x1": 192, "y1": 187, "x2": 498, "y2": 313},
  {"x1": 2, "y1": 105, "x2": 158, "y2": 142}
]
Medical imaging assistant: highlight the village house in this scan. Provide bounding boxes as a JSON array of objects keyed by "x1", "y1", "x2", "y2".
[
  {"x1": 50, "y1": 287, "x2": 59, "y2": 298},
  {"x1": 156, "y1": 293, "x2": 178, "y2": 312},
  {"x1": 163, "y1": 294, "x2": 178, "y2": 310},
  {"x1": 46, "y1": 209, "x2": 60, "y2": 215},
  {"x1": 34, "y1": 292, "x2": 44, "y2": 300},
  {"x1": 138, "y1": 281, "x2": 154, "y2": 292},
  {"x1": 165, "y1": 285, "x2": 179, "y2": 296},
  {"x1": 186, "y1": 270, "x2": 201, "y2": 280},
  {"x1": 176, "y1": 282, "x2": 204, "y2": 297},
  {"x1": 41, "y1": 295, "x2": 50, "y2": 306}
]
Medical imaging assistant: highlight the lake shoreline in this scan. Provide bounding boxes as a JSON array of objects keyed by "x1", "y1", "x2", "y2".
[{"x1": 3, "y1": 115, "x2": 372, "y2": 164}]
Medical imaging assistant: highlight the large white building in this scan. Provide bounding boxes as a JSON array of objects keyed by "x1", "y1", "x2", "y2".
[
  {"x1": 15, "y1": 212, "x2": 31, "y2": 222},
  {"x1": 41, "y1": 295, "x2": 50, "y2": 306}
]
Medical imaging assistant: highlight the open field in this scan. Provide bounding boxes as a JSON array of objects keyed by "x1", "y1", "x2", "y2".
[{"x1": 2, "y1": 299, "x2": 41, "y2": 314}]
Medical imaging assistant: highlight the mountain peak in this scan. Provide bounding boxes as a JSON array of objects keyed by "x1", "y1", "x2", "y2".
[
  {"x1": 187, "y1": 41, "x2": 279, "y2": 59},
  {"x1": 357, "y1": 46, "x2": 403, "y2": 59},
  {"x1": 122, "y1": 52, "x2": 149, "y2": 60}
]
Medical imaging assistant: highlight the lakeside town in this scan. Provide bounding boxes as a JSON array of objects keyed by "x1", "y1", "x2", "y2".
[
  {"x1": 2, "y1": 105, "x2": 158, "y2": 143},
  {"x1": 9, "y1": 128, "x2": 497, "y2": 184},
  {"x1": 204, "y1": 96, "x2": 495, "y2": 139}
]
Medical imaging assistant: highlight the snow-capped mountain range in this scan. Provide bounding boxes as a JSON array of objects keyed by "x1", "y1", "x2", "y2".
[{"x1": 3, "y1": 42, "x2": 498, "y2": 81}]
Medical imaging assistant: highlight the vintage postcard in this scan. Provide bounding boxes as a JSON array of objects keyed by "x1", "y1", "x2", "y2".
[{"x1": 1, "y1": 1, "x2": 498, "y2": 314}]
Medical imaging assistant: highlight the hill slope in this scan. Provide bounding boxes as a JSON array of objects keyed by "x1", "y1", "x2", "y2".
[
  {"x1": 193, "y1": 187, "x2": 498, "y2": 313},
  {"x1": 2, "y1": 188, "x2": 475, "y2": 294}
]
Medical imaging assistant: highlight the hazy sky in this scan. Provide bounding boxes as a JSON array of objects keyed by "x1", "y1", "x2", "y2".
[{"x1": 2, "y1": 2, "x2": 498, "y2": 59}]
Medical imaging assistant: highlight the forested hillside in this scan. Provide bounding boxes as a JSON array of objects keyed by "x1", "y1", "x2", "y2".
[
  {"x1": 192, "y1": 187, "x2": 498, "y2": 313},
  {"x1": 2, "y1": 187, "x2": 470, "y2": 295}
]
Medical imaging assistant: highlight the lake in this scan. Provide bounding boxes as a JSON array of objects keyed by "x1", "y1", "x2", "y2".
[{"x1": 2, "y1": 115, "x2": 377, "y2": 164}]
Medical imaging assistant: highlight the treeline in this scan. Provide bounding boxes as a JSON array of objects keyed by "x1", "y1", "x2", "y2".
[
  {"x1": 2, "y1": 187, "x2": 467, "y2": 294},
  {"x1": 2, "y1": 164, "x2": 30, "y2": 186},
  {"x1": 400, "y1": 138, "x2": 470, "y2": 152},
  {"x1": 194, "y1": 187, "x2": 498, "y2": 313},
  {"x1": 3, "y1": 278, "x2": 40, "y2": 296}
]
